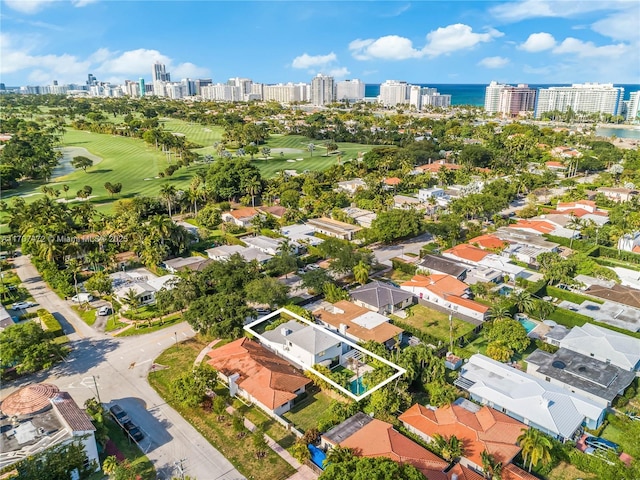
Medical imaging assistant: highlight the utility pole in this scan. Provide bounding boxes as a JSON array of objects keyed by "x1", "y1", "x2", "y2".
[
  {"x1": 174, "y1": 458, "x2": 186, "y2": 480},
  {"x1": 92, "y1": 375, "x2": 101, "y2": 404}
]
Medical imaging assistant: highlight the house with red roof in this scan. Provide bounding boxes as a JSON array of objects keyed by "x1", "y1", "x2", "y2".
[
  {"x1": 221, "y1": 207, "x2": 260, "y2": 227},
  {"x1": 399, "y1": 398, "x2": 527, "y2": 473},
  {"x1": 467, "y1": 234, "x2": 508, "y2": 252},
  {"x1": 400, "y1": 274, "x2": 489, "y2": 321},
  {"x1": 321, "y1": 412, "x2": 449, "y2": 480},
  {"x1": 206, "y1": 338, "x2": 311, "y2": 415},
  {"x1": 442, "y1": 244, "x2": 491, "y2": 266}
]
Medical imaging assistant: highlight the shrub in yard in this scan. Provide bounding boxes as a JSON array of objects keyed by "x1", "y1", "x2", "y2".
[{"x1": 37, "y1": 308, "x2": 63, "y2": 337}]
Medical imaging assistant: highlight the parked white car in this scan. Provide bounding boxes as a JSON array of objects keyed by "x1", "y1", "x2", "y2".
[{"x1": 12, "y1": 301, "x2": 37, "y2": 310}]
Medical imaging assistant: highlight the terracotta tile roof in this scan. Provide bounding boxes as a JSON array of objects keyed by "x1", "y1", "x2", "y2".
[
  {"x1": 401, "y1": 274, "x2": 469, "y2": 297},
  {"x1": 447, "y1": 295, "x2": 490, "y2": 314},
  {"x1": 545, "y1": 161, "x2": 565, "y2": 168},
  {"x1": 258, "y1": 205, "x2": 287, "y2": 218},
  {"x1": 468, "y1": 235, "x2": 508, "y2": 251},
  {"x1": 206, "y1": 338, "x2": 310, "y2": 411},
  {"x1": 384, "y1": 177, "x2": 402, "y2": 185},
  {"x1": 545, "y1": 208, "x2": 608, "y2": 218},
  {"x1": 337, "y1": 417, "x2": 449, "y2": 479},
  {"x1": 225, "y1": 207, "x2": 259, "y2": 220},
  {"x1": 114, "y1": 251, "x2": 138, "y2": 262},
  {"x1": 509, "y1": 220, "x2": 555, "y2": 234},
  {"x1": 502, "y1": 463, "x2": 539, "y2": 480},
  {"x1": 416, "y1": 162, "x2": 462, "y2": 173},
  {"x1": 447, "y1": 463, "x2": 485, "y2": 480},
  {"x1": 444, "y1": 244, "x2": 490, "y2": 263},
  {"x1": 51, "y1": 392, "x2": 95, "y2": 432},
  {"x1": 557, "y1": 200, "x2": 596, "y2": 209},
  {"x1": 313, "y1": 300, "x2": 403, "y2": 344},
  {"x1": 585, "y1": 284, "x2": 640, "y2": 310},
  {"x1": 399, "y1": 402, "x2": 526, "y2": 468},
  {"x1": 1, "y1": 383, "x2": 60, "y2": 416}
]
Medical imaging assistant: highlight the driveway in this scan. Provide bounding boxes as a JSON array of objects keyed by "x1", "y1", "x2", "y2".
[
  {"x1": 370, "y1": 232, "x2": 433, "y2": 266},
  {"x1": 5, "y1": 254, "x2": 245, "y2": 480}
]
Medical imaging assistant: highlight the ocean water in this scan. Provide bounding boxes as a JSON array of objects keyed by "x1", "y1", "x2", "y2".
[{"x1": 364, "y1": 84, "x2": 640, "y2": 107}]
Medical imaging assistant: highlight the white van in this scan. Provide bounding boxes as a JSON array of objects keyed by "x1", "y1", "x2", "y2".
[{"x1": 71, "y1": 293, "x2": 94, "y2": 303}]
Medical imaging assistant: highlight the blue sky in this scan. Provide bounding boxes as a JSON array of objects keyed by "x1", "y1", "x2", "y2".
[{"x1": 1, "y1": 1, "x2": 639, "y2": 86}]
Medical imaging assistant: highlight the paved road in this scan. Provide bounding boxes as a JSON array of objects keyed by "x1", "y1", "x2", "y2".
[
  {"x1": 370, "y1": 232, "x2": 433, "y2": 266},
  {"x1": 4, "y1": 254, "x2": 245, "y2": 480}
]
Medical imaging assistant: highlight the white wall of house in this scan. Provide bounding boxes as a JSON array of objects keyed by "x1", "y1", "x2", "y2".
[{"x1": 283, "y1": 340, "x2": 343, "y2": 369}]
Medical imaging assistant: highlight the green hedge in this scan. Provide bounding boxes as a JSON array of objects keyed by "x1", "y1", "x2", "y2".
[
  {"x1": 543, "y1": 234, "x2": 592, "y2": 251},
  {"x1": 391, "y1": 258, "x2": 417, "y2": 275},
  {"x1": 18, "y1": 312, "x2": 39, "y2": 321},
  {"x1": 599, "y1": 246, "x2": 640, "y2": 265},
  {"x1": 36, "y1": 308, "x2": 63, "y2": 337},
  {"x1": 545, "y1": 286, "x2": 604, "y2": 305}
]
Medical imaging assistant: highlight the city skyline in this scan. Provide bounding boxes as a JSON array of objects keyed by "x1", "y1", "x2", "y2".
[{"x1": 1, "y1": 0, "x2": 639, "y2": 87}]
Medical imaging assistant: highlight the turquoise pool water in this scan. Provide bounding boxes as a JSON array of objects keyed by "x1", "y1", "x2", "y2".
[
  {"x1": 496, "y1": 285, "x2": 514, "y2": 296},
  {"x1": 349, "y1": 377, "x2": 367, "y2": 395},
  {"x1": 518, "y1": 318, "x2": 537, "y2": 334}
]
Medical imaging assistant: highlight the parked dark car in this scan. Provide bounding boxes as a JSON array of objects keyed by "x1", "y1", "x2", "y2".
[
  {"x1": 109, "y1": 404, "x2": 130, "y2": 425},
  {"x1": 128, "y1": 425, "x2": 144, "y2": 442},
  {"x1": 585, "y1": 436, "x2": 620, "y2": 453},
  {"x1": 122, "y1": 420, "x2": 137, "y2": 432}
]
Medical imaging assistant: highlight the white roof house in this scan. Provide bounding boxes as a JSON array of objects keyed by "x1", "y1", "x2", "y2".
[
  {"x1": 455, "y1": 354, "x2": 606, "y2": 441},
  {"x1": 559, "y1": 323, "x2": 640, "y2": 372},
  {"x1": 205, "y1": 245, "x2": 273, "y2": 264},
  {"x1": 478, "y1": 255, "x2": 527, "y2": 281},
  {"x1": 243, "y1": 235, "x2": 293, "y2": 256},
  {"x1": 280, "y1": 224, "x2": 324, "y2": 247}
]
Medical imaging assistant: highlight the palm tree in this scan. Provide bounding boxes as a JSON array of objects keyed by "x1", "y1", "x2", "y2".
[
  {"x1": 517, "y1": 428, "x2": 553, "y2": 472},
  {"x1": 489, "y1": 303, "x2": 511, "y2": 321},
  {"x1": 567, "y1": 214, "x2": 583, "y2": 250},
  {"x1": 160, "y1": 184, "x2": 177, "y2": 217},
  {"x1": 432, "y1": 433, "x2": 463, "y2": 461},
  {"x1": 86, "y1": 250, "x2": 103, "y2": 272},
  {"x1": 124, "y1": 288, "x2": 140, "y2": 314},
  {"x1": 102, "y1": 456, "x2": 118, "y2": 476},
  {"x1": 510, "y1": 290, "x2": 535, "y2": 315},
  {"x1": 324, "y1": 446, "x2": 354, "y2": 466},
  {"x1": 353, "y1": 261, "x2": 370, "y2": 286},
  {"x1": 67, "y1": 258, "x2": 82, "y2": 300},
  {"x1": 481, "y1": 450, "x2": 503, "y2": 480},
  {"x1": 533, "y1": 299, "x2": 556, "y2": 321},
  {"x1": 307, "y1": 143, "x2": 316, "y2": 158},
  {"x1": 244, "y1": 176, "x2": 262, "y2": 208}
]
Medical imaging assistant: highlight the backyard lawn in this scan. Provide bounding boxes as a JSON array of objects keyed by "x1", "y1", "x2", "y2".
[
  {"x1": 393, "y1": 304, "x2": 477, "y2": 345},
  {"x1": 148, "y1": 337, "x2": 295, "y2": 480},
  {"x1": 282, "y1": 387, "x2": 335, "y2": 433}
]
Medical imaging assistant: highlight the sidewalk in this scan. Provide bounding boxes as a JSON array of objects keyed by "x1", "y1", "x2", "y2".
[{"x1": 194, "y1": 339, "x2": 222, "y2": 366}]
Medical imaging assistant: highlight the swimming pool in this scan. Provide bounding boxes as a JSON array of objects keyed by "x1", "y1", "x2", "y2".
[
  {"x1": 308, "y1": 444, "x2": 326, "y2": 469},
  {"x1": 349, "y1": 377, "x2": 368, "y2": 395},
  {"x1": 518, "y1": 318, "x2": 537, "y2": 334},
  {"x1": 496, "y1": 285, "x2": 514, "y2": 296}
]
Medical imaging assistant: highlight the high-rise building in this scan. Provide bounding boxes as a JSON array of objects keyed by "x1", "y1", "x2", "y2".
[
  {"x1": 626, "y1": 91, "x2": 640, "y2": 121},
  {"x1": 152, "y1": 62, "x2": 170, "y2": 82},
  {"x1": 484, "y1": 81, "x2": 504, "y2": 113},
  {"x1": 200, "y1": 84, "x2": 242, "y2": 102},
  {"x1": 336, "y1": 79, "x2": 365, "y2": 102},
  {"x1": 311, "y1": 74, "x2": 335, "y2": 106},
  {"x1": 263, "y1": 83, "x2": 301, "y2": 103},
  {"x1": 379, "y1": 80, "x2": 409, "y2": 107},
  {"x1": 87, "y1": 74, "x2": 97, "y2": 86},
  {"x1": 139, "y1": 78, "x2": 145, "y2": 97},
  {"x1": 422, "y1": 92, "x2": 452, "y2": 108},
  {"x1": 535, "y1": 83, "x2": 624, "y2": 118},
  {"x1": 485, "y1": 82, "x2": 537, "y2": 117}
]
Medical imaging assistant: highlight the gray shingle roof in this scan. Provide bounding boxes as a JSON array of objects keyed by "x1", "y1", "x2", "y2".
[
  {"x1": 418, "y1": 255, "x2": 468, "y2": 278},
  {"x1": 350, "y1": 281, "x2": 415, "y2": 308}
]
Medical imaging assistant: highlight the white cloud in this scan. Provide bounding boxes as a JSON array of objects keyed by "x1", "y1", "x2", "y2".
[
  {"x1": 349, "y1": 24, "x2": 502, "y2": 61},
  {"x1": 291, "y1": 52, "x2": 337, "y2": 69},
  {"x1": 4, "y1": 0, "x2": 97, "y2": 13},
  {"x1": 519, "y1": 32, "x2": 556, "y2": 52},
  {"x1": 490, "y1": 0, "x2": 633, "y2": 22},
  {"x1": 172, "y1": 62, "x2": 209, "y2": 79},
  {"x1": 327, "y1": 67, "x2": 350, "y2": 78},
  {"x1": 591, "y1": 10, "x2": 640, "y2": 42},
  {"x1": 4, "y1": 0, "x2": 56, "y2": 14},
  {"x1": 423, "y1": 24, "x2": 503, "y2": 56},
  {"x1": 0, "y1": 34, "x2": 208, "y2": 84},
  {"x1": 477, "y1": 56, "x2": 510, "y2": 68},
  {"x1": 71, "y1": 0, "x2": 98, "y2": 6},
  {"x1": 552, "y1": 37, "x2": 628, "y2": 58}
]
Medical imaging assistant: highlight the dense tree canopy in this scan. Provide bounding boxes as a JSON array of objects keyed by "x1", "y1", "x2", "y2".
[
  {"x1": 320, "y1": 457, "x2": 426, "y2": 480},
  {"x1": 0, "y1": 321, "x2": 67, "y2": 374}
]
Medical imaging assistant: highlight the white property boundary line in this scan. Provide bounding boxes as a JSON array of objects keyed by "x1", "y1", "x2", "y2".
[{"x1": 244, "y1": 307, "x2": 406, "y2": 402}]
